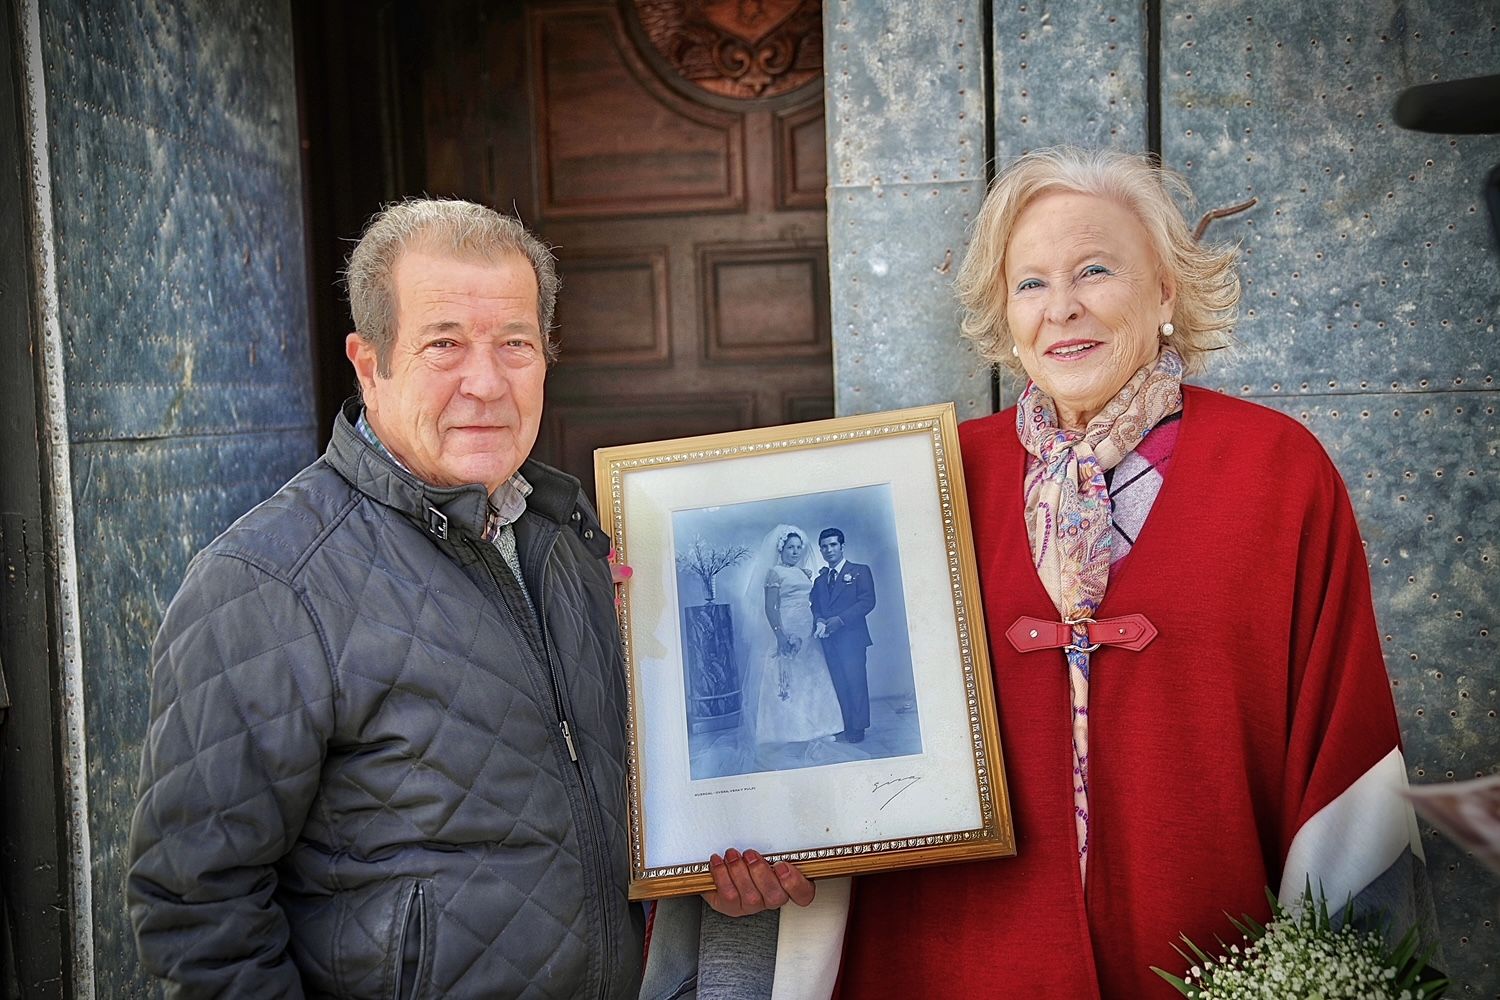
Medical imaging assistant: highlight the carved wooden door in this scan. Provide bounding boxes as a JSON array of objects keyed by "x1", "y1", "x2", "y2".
[{"x1": 422, "y1": 0, "x2": 831, "y2": 499}]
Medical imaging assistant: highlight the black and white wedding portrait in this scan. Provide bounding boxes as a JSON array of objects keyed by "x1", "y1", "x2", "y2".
[{"x1": 671, "y1": 484, "x2": 921, "y2": 781}]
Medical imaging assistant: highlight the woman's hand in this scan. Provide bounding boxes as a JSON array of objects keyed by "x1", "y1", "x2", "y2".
[
  {"x1": 777, "y1": 633, "x2": 796, "y2": 656},
  {"x1": 703, "y1": 848, "x2": 815, "y2": 917}
]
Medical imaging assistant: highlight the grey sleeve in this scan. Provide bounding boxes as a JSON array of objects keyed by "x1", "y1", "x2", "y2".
[{"x1": 127, "y1": 553, "x2": 335, "y2": 998}]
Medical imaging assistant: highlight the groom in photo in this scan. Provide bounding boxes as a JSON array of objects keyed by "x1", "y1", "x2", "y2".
[{"x1": 811, "y1": 527, "x2": 876, "y2": 743}]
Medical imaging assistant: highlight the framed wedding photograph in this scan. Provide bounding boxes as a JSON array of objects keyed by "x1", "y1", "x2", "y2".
[{"x1": 595, "y1": 403, "x2": 1015, "y2": 900}]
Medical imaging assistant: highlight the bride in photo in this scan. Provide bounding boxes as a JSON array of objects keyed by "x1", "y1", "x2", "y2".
[{"x1": 737, "y1": 524, "x2": 847, "y2": 768}]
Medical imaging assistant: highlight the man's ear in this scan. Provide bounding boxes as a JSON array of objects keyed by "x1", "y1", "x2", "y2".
[{"x1": 346, "y1": 332, "x2": 379, "y2": 407}]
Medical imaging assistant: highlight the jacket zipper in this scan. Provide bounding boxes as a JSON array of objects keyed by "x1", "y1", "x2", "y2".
[
  {"x1": 471, "y1": 532, "x2": 616, "y2": 998},
  {"x1": 393, "y1": 882, "x2": 425, "y2": 1000},
  {"x1": 531, "y1": 536, "x2": 616, "y2": 1000},
  {"x1": 466, "y1": 537, "x2": 577, "y2": 758}
]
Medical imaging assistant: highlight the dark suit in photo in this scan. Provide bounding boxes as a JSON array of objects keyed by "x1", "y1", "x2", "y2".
[{"x1": 810, "y1": 559, "x2": 876, "y2": 738}]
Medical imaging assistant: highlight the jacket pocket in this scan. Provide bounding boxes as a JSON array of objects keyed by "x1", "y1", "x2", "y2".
[{"x1": 391, "y1": 880, "x2": 429, "y2": 1000}]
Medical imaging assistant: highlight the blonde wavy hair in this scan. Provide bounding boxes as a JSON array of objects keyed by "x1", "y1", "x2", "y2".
[{"x1": 955, "y1": 146, "x2": 1240, "y2": 376}]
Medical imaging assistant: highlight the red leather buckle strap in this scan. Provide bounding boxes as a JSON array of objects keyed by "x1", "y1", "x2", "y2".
[{"x1": 1005, "y1": 613, "x2": 1157, "y2": 654}]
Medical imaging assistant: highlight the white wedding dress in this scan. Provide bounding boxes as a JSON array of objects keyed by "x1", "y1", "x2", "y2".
[{"x1": 746, "y1": 564, "x2": 844, "y2": 746}]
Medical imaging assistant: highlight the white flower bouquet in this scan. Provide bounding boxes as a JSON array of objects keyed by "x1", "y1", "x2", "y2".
[{"x1": 1151, "y1": 883, "x2": 1446, "y2": 1000}]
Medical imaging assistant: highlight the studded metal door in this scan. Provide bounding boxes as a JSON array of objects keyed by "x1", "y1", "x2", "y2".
[
  {"x1": 1162, "y1": 6, "x2": 1499, "y2": 992},
  {"x1": 828, "y1": 1, "x2": 1500, "y2": 993},
  {"x1": 19, "y1": 0, "x2": 317, "y2": 995}
]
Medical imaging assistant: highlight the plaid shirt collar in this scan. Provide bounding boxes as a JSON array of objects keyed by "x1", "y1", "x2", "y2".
[{"x1": 355, "y1": 411, "x2": 531, "y2": 541}]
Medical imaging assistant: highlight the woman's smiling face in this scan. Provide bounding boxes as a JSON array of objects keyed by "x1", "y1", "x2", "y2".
[{"x1": 1004, "y1": 190, "x2": 1176, "y2": 429}]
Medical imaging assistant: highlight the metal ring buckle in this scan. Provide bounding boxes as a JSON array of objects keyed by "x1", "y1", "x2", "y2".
[{"x1": 1064, "y1": 615, "x2": 1098, "y2": 654}]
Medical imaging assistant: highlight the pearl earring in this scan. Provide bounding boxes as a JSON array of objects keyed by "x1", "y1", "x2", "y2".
[
  {"x1": 1160, "y1": 321, "x2": 1175, "y2": 338},
  {"x1": 1011, "y1": 344, "x2": 1019, "y2": 357}
]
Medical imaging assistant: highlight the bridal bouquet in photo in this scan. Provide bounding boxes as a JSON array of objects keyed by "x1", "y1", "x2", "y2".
[{"x1": 1151, "y1": 884, "x2": 1446, "y2": 1000}]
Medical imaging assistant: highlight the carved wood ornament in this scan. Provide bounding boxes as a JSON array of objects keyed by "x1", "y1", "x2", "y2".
[{"x1": 628, "y1": 0, "x2": 823, "y2": 102}]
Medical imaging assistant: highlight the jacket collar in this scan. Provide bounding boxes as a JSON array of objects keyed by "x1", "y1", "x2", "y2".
[{"x1": 325, "y1": 398, "x2": 598, "y2": 549}]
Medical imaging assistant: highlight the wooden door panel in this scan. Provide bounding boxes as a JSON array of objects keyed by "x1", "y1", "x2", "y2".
[
  {"x1": 540, "y1": 393, "x2": 757, "y2": 488},
  {"x1": 422, "y1": 3, "x2": 537, "y2": 221},
  {"x1": 421, "y1": 0, "x2": 832, "y2": 499},
  {"x1": 782, "y1": 392, "x2": 837, "y2": 424},
  {"x1": 698, "y1": 241, "x2": 830, "y2": 362},
  {"x1": 531, "y1": 6, "x2": 745, "y2": 217},
  {"x1": 551, "y1": 247, "x2": 672, "y2": 366},
  {"x1": 775, "y1": 101, "x2": 826, "y2": 209}
]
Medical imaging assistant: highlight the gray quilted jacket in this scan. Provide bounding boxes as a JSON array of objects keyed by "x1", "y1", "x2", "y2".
[{"x1": 127, "y1": 403, "x2": 642, "y2": 999}]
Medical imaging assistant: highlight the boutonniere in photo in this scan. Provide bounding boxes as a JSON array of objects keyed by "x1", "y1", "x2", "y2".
[
  {"x1": 1151, "y1": 882, "x2": 1445, "y2": 1000},
  {"x1": 842, "y1": 572, "x2": 854, "y2": 583}
]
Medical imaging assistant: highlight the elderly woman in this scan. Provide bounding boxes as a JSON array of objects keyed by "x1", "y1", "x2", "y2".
[
  {"x1": 642, "y1": 146, "x2": 1438, "y2": 1000},
  {"x1": 829, "y1": 146, "x2": 1438, "y2": 996}
]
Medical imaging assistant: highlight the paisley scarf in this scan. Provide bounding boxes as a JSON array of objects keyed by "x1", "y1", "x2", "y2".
[{"x1": 1016, "y1": 346, "x2": 1184, "y2": 883}]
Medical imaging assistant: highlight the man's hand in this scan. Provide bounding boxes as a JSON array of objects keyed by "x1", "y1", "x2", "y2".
[
  {"x1": 608, "y1": 551, "x2": 632, "y2": 607},
  {"x1": 824, "y1": 615, "x2": 843, "y2": 636},
  {"x1": 704, "y1": 848, "x2": 815, "y2": 917}
]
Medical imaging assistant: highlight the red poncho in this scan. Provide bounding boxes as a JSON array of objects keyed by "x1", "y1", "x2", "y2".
[{"x1": 839, "y1": 387, "x2": 1414, "y2": 999}]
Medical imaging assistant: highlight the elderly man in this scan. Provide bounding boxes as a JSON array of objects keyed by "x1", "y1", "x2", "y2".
[
  {"x1": 129, "y1": 199, "x2": 808, "y2": 998},
  {"x1": 128, "y1": 200, "x2": 643, "y2": 998}
]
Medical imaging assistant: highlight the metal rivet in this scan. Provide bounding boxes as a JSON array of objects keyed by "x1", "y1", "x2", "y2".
[
  {"x1": 1029, "y1": 629, "x2": 1039, "y2": 639},
  {"x1": 583, "y1": 529, "x2": 594, "y2": 539},
  {"x1": 1118, "y1": 627, "x2": 1126, "y2": 635}
]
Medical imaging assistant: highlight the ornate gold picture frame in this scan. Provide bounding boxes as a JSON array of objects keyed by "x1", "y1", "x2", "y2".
[{"x1": 596, "y1": 403, "x2": 1013, "y2": 900}]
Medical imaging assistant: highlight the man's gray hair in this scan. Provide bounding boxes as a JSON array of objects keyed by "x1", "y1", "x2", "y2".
[{"x1": 344, "y1": 198, "x2": 560, "y2": 374}]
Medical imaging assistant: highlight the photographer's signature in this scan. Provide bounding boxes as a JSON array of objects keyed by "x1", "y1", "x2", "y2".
[{"x1": 871, "y1": 774, "x2": 921, "y2": 810}]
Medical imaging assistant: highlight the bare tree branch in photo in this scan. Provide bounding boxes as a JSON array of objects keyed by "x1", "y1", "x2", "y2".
[{"x1": 675, "y1": 536, "x2": 750, "y2": 602}]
